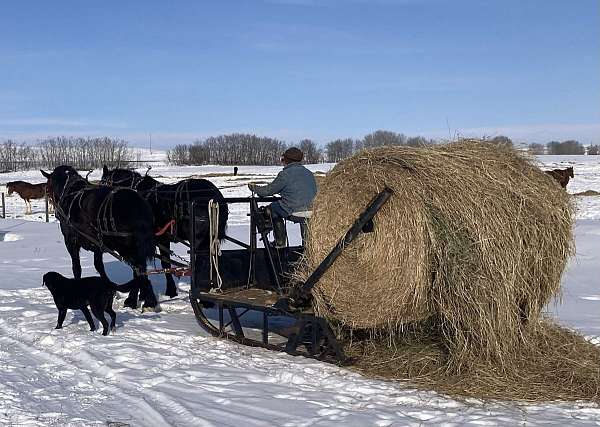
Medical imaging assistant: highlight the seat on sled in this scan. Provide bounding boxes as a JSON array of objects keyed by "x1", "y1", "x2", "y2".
[
  {"x1": 286, "y1": 210, "x2": 312, "y2": 247},
  {"x1": 257, "y1": 206, "x2": 312, "y2": 248}
]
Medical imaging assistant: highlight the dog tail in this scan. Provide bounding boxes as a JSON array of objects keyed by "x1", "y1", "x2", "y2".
[{"x1": 110, "y1": 276, "x2": 145, "y2": 293}]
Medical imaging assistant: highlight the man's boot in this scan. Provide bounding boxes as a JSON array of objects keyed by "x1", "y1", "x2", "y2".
[{"x1": 272, "y1": 218, "x2": 287, "y2": 248}]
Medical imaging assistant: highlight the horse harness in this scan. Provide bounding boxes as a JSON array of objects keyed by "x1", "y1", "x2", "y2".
[
  {"x1": 104, "y1": 173, "x2": 184, "y2": 238},
  {"x1": 137, "y1": 180, "x2": 197, "y2": 239},
  {"x1": 53, "y1": 174, "x2": 141, "y2": 273},
  {"x1": 103, "y1": 169, "x2": 144, "y2": 189}
]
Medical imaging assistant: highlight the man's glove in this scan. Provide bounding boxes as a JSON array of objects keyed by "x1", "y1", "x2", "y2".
[{"x1": 248, "y1": 182, "x2": 257, "y2": 192}]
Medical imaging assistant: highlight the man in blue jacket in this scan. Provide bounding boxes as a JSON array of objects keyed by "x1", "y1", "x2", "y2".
[{"x1": 248, "y1": 147, "x2": 317, "y2": 247}]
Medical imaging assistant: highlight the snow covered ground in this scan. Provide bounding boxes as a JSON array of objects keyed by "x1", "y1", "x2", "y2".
[{"x1": 0, "y1": 155, "x2": 599, "y2": 426}]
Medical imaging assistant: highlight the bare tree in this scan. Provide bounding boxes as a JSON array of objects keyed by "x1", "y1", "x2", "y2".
[
  {"x1": 528, "y1": 143, "x2": 545, "y2": 155},
  {"x1": 166, "y1": 134, "x2": 288, "y2": 166},
  {"x1": 0, "y1": 140, "x2": 39, "y2": 171},
  {"x1": 363, "y1": 130, "x2": 407, "y2": 148},
  {"x1": 325, "y1": 138, "x2": 354, "y2": 162},
  {"x1": 167, "y1": 144, "x2": 191, "y2": 165},
  {"x1": 38, "y1": 137, "x2": 132, "y2": 169},
  {"x1": 489, "y1": 135, "x2": 513, "y2": 147},
  {"x1": 299, "y1": 139, "x2": 322, "y2": 164},
  {"x1": 547, "y1": 140, "x2": 585, "y2": 155},
  {"x1": 406, "y1": 136, "x2": 430, "y2": 147}
]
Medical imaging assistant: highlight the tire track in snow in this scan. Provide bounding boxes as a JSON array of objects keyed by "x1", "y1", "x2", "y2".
[
  {"x1": 0, "y1": 319, "x2": 213, "y2": 427},
  {"x1": 0, "y1": 333, "x2": 108, "y2": 426}
]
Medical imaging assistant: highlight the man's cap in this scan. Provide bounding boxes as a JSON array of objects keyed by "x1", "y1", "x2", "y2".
[{"x1": 283, "y1": 147, "x2": 303, "y2": 162}]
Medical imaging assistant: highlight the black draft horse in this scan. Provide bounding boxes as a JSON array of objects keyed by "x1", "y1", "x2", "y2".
[
  {"x1": 101, "y1": 166, "x2": 229, "y2": 298},
  {"x1": 41, "y1": 166, "x2": 159, "y2": 311}
]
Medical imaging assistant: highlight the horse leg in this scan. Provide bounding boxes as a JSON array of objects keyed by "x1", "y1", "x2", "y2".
[
  {"x1": 139, "y1": 267, "x2": 159, "y2": 313},
  {"x1": 25, "y1": 199, "x2": 32, "y2": 214},
  {"x1": 123, "y1": 285, "x2": 139, "y2": 310},
  {"x1": 123, "y1": 267, "x2": 140, "y2": 309},
  {"x1": 159, "y1": 240, "x2": 177, "y2": 298},
  {"x1": 93, "y1": 250, "x2": 108, "y2": 279},
  {"x1": 66, "y1": 243, "x2": 82, "y2": 280}
]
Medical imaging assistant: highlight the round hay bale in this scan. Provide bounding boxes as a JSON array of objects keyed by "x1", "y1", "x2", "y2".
[{"x1": 300, "y1": 140, "x2": 574, "y2": 364}]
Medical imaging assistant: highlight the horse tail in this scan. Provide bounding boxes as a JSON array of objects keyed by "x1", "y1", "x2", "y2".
[
  {"x1": 110, "y1": 276, "x2": 144, "y2": 292},
  {"x1": 138, "y1": 228, "x2": 156, "y2": 263},
  {"x1": 115, "y1": 188, "x2": 156, "y2": 263}
]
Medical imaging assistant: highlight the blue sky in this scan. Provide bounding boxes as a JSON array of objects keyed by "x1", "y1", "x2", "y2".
[{"x1": 0, "y1": 0, "x2": 598, "y2": 148}]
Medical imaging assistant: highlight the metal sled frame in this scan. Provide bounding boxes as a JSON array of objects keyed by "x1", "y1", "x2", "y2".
[{"x1": 189, "y1": 188, "x2": 393, "y2": 362}]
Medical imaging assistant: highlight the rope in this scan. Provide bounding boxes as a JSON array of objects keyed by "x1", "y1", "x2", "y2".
[
  {"x1": 208, "y1": 199, "x2": 223, "y2": 292},
  {"x1": 155, "y1": 219, "x2": 175, "y2": 236}
]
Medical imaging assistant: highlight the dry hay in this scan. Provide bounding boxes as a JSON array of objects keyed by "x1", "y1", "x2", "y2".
[
  {"x1": 313, "y1": 172, "x2": 326, "y2": 188},
  {"x1": 345, "y1": 319, "x2": 600, "y2": 402},
  {"x1": 296, "y1": 141, "x2": 599, "y2": 401}
]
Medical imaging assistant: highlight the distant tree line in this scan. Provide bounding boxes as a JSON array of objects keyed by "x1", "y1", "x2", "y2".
[
  {"x1": 325, "y1": 131, "x2": 444, "y2": 162},
  {"x1": 167, "y1": 130, "x2": 439, "y2": 166},
  {"x1": 0, "y1": 140, "x2": 38, "y2": 172},
  {"x1": 167, "y1": 134, "x2": 326, "y2": 166},
  {"x1": 528, "y1": 140, "x2": 593, "y2": 155},
  {"x1": 1, "y1": 133, "x2": 595, "y2": 173},
  {"x1": 0, "y1": 137, "x2": 132, "y2": 172},
  {"x1": 167, "y1": 132, "x2": 597, "y2": 166},
  {"x1": 167, "y1": 134, "x2": 288, "y2": 166},
  {"x1": 490, "y1": 137, "x2": 594, "y2": 155}
]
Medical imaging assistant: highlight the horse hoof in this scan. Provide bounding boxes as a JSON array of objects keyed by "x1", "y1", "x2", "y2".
[
  {"x1": 142, "y1": 304, "x2": 161, "y2": 313},
  {"x1": 166, "y1": 292, "x2": 178, "y2": 299},
  {"x1": 123, "y1": 299, "x2": 138, "y2": 309}
]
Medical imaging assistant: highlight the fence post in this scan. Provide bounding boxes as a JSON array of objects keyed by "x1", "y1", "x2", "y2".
[
  {"x1": 45, "y1": 194, "x2": 49, "y2": 223},
  {"x1": 1, "y1": 193, "x2": 5, "y2": 219}
]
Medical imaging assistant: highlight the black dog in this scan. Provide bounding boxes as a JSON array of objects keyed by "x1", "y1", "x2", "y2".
[{"x1": 42, "y1": 272, "x2": 144, "y2": 336}]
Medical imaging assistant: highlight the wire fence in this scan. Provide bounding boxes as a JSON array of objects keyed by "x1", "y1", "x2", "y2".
[
  {"x1": 0, "y1": 159, "x2": 165, "y2": 173},
  {"x1": 0, "y1": 192, "x2": 52, "y2": 222}
]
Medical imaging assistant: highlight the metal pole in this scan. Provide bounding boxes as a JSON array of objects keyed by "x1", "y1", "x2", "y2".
[
  {"x1": 297, "y1": 187, "x2": 393, "y2": 297},
  {"x1": 190, "y1": 201, "x2": 196, "y2": 290},
  {"x1": 249, "y1": 198, "x2": 258, "y2": 286},
  {"x1": 1, "y1": 193, "x2": 4, "y2": 218}
]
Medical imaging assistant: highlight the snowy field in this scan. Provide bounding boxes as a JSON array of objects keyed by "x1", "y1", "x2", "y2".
[{"x1": 0, "y1": 155, "x2": 599, "y2": 426}]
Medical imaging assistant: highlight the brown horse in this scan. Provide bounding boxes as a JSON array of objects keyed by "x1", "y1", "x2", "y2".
[
  {"x1": 6, "y1": 181, "x2": 49, "y2": 214},
  {"x1": 545, "y1": 166, "x2": 574, "y2": 189}
]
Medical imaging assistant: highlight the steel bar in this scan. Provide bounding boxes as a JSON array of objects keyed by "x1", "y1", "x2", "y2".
[{"x1": 298, "y1": 187, "x2": 393, "y2": 296}]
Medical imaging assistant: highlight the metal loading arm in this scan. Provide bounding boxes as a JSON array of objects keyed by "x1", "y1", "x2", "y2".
[{"x1": 284, "y1": 186, "x2": 393, "y2": 307}]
